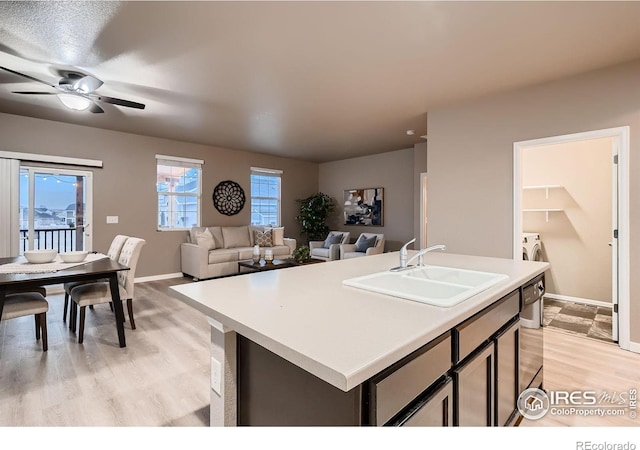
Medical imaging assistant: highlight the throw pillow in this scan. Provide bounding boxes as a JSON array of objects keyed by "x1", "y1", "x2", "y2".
[
  {"x1": 254, "y1": 229, "x2": 273, "y2": 247},
  {"x1": 355, "y1": 235, "x2": 377, "y2": 253},
  {"x1": 222, "y1": 226, "x2": 251, "y2": 248},
  {"x1": 323, "y1": 233, "x2": 343, "y2": 249},
  {"x1": 195, "y1": 228, "x2": 215, "y2": 250},
  {"x1": 266, "y1": 227, "x2": 285, "y2": 246}
]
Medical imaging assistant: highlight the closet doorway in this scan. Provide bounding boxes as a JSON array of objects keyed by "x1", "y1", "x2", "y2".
[{"x1": 513, "y1": 127, "x2": 630, "y2": 351}]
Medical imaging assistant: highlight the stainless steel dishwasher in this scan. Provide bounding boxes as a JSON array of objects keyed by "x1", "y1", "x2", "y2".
[{"x1": 519, "y1": 274, "x2": 544, "y2": 393}]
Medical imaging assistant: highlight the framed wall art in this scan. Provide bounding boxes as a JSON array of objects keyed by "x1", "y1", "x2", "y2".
[{"x1": 343, "y1": 187, "x2": 383, "y2": 226}]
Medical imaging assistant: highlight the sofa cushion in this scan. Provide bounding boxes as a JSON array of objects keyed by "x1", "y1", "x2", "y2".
[
  {"x1": 209, "y1": 226, "x2": 224, "y2": 249},
  {"x1": 323, "y1": 233, "x2": 343, "y2": 249},
  {"x1": 266, "y1": 227, "x2": 285, "y2": 246},
  {"x1": 249, "y1": 225, "x2": 265, "y2": 245},
  {"x1": 254, "y1": 229, "x2": 273, "y2": 247},
  {"x1": 189, "y1": 227, "x2": 207, "y2": 244},
  {"x1": 355, "y1": 235, "x2": 377, "y2": 252},
  {"x1": 222, "y1": 226, "x2": 251, "y2": 248},
  {"x1": 195, "y1": 228, "x2": 216, "y2": 250},
  {"x1": 208, "y1": 248, "x2": 240, "y2": 264}
]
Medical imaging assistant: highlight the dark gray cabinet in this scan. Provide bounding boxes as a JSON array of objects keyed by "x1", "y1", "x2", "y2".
[
  {"x1": 495, "y1": 319, "x2": 520, "y2": 426},
  {"x1": 394, "y1": 378, "x2": 454, "y2": 426},
  {"x1": 454, "y1": 342, "x2": 495, "y2": 426}
]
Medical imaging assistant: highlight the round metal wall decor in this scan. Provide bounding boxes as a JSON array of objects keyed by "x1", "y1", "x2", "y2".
[{"x1": 212, "y1": 180, "x2": 245, "y2": 216}]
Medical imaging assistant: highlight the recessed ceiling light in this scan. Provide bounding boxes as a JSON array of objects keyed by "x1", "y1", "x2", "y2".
[{"x1": 406, "y1": 129, "x2": 415, "y2": 136}]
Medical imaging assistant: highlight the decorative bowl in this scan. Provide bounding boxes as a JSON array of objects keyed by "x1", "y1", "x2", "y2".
[
  {"x1": 60, "y1": 251, "x2": 89, "y2": 263},
  {"x1": 24, "y1": 249, "x2": 58, "y2": 264}
]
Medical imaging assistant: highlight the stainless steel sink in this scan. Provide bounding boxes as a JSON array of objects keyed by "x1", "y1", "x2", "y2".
[{"x1": 342, "y1": 265, "x2": 509, "y2": 307}]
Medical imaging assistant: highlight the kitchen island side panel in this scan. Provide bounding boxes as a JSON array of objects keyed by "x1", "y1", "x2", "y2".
[{"x1": 237, "y1": 335, "x2": 363, "y2": 426}]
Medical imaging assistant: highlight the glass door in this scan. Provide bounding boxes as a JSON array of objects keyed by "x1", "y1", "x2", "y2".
[{"x1": 19, "y1": 166, "x2": 93, "y2": 254}]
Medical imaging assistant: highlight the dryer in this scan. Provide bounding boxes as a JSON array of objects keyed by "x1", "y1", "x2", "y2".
[{"x1": 522, "y1": 232, "x2": 543, "y2": 261}]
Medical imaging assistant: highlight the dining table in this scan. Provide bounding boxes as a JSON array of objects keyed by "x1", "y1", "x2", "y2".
[{"x1": 0, "y1": 255, "x2": 130, "y2": 348}]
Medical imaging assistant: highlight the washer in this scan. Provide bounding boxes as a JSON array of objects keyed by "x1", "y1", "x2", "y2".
[{"x1": 522, "y1": 232, "x2": 543, "y2": 261}]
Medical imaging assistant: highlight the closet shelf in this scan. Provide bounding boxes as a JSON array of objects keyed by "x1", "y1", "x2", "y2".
[
  {"x1": 523, "y1": 208, "x2": 563, "y2": 222},
  {"x1": 522, "y1": 184, "x2": 563, "y2": 199}
]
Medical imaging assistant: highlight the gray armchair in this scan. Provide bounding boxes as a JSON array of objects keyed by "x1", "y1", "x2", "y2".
[
  {"x1": 340, "y1": 233, "x2": 385, "y2": 259},
  {"x1": 309, "y1": 231, "x2": 351, "y2": 261}
]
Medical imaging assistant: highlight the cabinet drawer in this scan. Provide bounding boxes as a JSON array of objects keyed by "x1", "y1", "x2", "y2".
[
  {"x1": 397, "y1": 377, "x2": 454, "y2": 427},
  {"x1": 454, "y1": 290, "x2": 519, "y2": 363},
  {"x1": 369, "y1": 331, "x2": 452, "y2": 425}
]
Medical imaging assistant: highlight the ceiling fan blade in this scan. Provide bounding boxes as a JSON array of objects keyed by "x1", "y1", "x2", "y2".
[
  {"x1": 89, "y1": 102, "x2": 104, "y2": 114},
  {"x1": 12, "y1": 91, "x2": 56, "y2": 95},
  {"x1": 73, "y1": 75, "x2": 103, "y2": 93},
  {"x1": 0, "y1": 65, "x2": 56, "y2": 89},
  {"x1": 96, "y1": 95, "x2": 145, "y2": 110}
]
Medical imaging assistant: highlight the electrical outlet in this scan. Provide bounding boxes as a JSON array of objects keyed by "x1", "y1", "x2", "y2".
[
  {"x1": 211, "y1": 357, "x2": 222, "y2": 395},
  {"x1": 106, "y1": 216, "x2": 119, "y2": 224}
]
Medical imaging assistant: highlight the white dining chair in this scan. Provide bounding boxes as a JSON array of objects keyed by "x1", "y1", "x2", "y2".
[
  {"x1": 69, "y1": 237, "x2": 145, "y2": 344},
  {"x1": 63, "y1": 234, "x2": 129, "y2": 324},
  {"x1": 1, "y1": 290, "x2": 49, "y2": 351}
]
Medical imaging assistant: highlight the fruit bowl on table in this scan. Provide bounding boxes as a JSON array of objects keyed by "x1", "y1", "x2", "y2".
[
  {"x1": 24, "y1": 249, "x2": 58, "y2": 264},
  {"x1": 59, "y1": 251, "x2": 89, "y2": 263}
]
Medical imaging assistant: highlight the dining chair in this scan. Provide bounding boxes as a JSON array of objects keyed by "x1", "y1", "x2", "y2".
[
  {"x1": 1, "y1": 291, "x2": 49, "y2": 351},
  {"x1": 69, "y1": 237, "x2": 145, "y2": 344},
  {"x1": 63, "y1": 234, "x2": 129, "y2": 324}
]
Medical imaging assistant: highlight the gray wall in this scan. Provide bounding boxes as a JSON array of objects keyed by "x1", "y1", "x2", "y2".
[
  {"x1": 319, "y1": 145, "x2": 427, "y2": 251},
  {"x1": 427, "y1": 59, "x2": 640, "y2": 343},
  {"x1": 0, "y1": 112, "x2": 318, "y2": 277}
]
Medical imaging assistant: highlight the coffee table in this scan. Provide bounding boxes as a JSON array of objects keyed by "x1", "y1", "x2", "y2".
[{"x1": 237, "y1": 258, "x2": 324, "y2": 274}]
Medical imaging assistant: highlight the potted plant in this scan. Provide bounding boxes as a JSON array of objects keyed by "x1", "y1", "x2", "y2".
[
  {"x1": 294, "y1": 192, "x2": 336, "y2": 243},
  {"x1": 292, "y1": 245, "x2": 311, "y2": 263}
]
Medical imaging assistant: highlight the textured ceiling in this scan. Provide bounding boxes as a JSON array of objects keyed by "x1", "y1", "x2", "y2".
[{"x1": 1, "y1": 1, "x2": 640, "y2": 162}]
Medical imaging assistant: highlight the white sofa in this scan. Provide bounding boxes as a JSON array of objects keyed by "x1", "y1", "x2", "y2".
[{"x1": 181, "y1": 225, "x2": 296, "y2": 280}]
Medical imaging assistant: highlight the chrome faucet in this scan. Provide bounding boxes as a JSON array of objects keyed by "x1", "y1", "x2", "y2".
[
  {"x1": 406, "y1": 244, "x2": 446, "y2": 267},
  {"x1": 391, "y1": 239, "x2": 446, "y2": 272}
]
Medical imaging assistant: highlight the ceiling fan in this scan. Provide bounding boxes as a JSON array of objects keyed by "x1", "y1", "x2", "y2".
[{"x1": 0, "y1": 65, "x2": 145, "y2": 113}]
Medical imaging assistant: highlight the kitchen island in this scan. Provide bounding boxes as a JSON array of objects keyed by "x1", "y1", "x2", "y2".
[{"x1": 169, "y1": 251, "x2": 548, "y2": 426}]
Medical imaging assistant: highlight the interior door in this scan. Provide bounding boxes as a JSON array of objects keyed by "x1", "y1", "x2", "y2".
[
  {"x1": 611, "y1": 140, "x2": 619, "y2": 342},
  {"x1": 19, "y1": 166, "x2": 93, "y2": 254}
]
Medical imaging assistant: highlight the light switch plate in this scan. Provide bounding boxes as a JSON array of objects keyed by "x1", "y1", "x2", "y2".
[
  {"x1": 106, "y1": 216, "x2": 119, "y2": 224},
  {"x1": 211, "y1": 357, "x2": 222, "y2": 395}
]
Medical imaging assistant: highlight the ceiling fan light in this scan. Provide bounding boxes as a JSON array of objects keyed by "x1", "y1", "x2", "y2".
[{"x1": 57, "y1": 93, "x2": 92, "y2": 111}]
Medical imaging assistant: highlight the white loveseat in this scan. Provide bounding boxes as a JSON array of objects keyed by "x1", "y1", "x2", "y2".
[{"x1": 181, "y1": 225, "x2": 296, "y2": 280}]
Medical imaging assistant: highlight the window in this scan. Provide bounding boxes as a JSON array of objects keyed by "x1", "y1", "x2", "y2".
[
  {"x1": 250, "y1": 167, "x2": 282, "y2": 227},
  {"x1": 156, "y1": 155, "x2": 203, "y2": 230}
]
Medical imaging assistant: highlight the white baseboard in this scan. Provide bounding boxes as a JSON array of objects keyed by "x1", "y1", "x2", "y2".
[
  {"x1": 135, "y1": 272, "x2": 184, "y2": 283},
  {"x1": 627, "y1": 341, "x2": 640, "y2": 354},
  {"x1": 544, "y1": 292, "x2": 612, "y2": 309}
]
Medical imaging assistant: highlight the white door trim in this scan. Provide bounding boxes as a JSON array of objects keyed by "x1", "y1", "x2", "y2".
[
  {"x1": 419, "y1": 172, "x2": 428, "y2": 249},
  {"x1": 513, "y1": 126, "x2": 631, "y2": 351}
]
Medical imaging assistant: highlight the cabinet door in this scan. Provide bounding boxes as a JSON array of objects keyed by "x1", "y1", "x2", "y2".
[
  {"x1": 454, "y1": 342, "x2": 494, "y2": 426},
  {"x1": 495, "y1": 319, "x2": 520, "y2": 426},
  {"x1": 399, "y1": 378, "x2": 454, "y2": 427}
]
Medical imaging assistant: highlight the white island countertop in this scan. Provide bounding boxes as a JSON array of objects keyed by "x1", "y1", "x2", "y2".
[{"x1": 169, "y1": 251, "x2": 548, "y2": 392}]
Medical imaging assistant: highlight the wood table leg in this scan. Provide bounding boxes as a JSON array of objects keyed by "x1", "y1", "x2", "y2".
[{"x1": 108, "y1": 274, "x2": 126, "y2": 348}]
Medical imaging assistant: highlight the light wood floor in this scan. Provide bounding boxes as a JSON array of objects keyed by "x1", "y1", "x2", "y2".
[
  {"x1": 521, "y1": 327, "x2": 640, "y2": 427},
  {"x1": 2, "y1": 277, "x2": 639, "y2": 427},
  {"x1": 0, "y1": 277, "x2": 210, "y2": 426}
]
